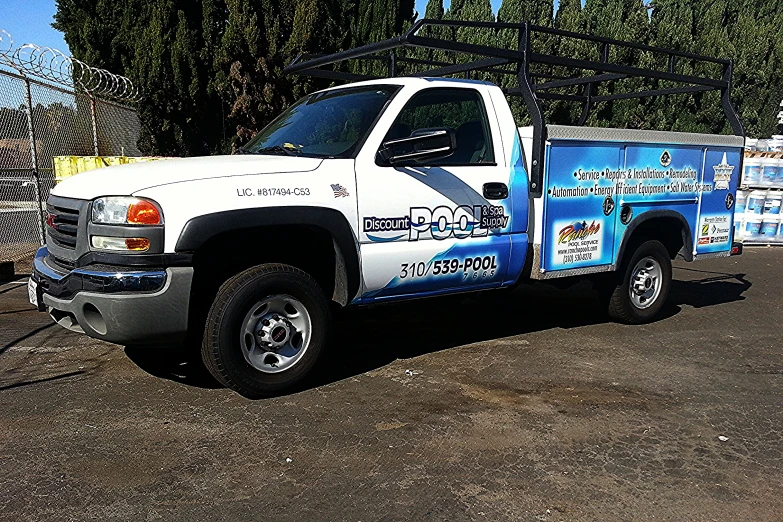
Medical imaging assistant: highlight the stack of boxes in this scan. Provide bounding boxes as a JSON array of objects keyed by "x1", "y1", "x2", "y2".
[
  {"x1": 53, "y1": 156, "x2": 170, "y2": 183},
  {"x1": 735, "y1": 137, "x2": 783, "y2": 244}
]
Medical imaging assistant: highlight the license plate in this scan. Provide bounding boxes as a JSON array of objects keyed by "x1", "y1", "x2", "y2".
[{"x1": 28, "y1": 278, "x2": 38, "y2": 308}]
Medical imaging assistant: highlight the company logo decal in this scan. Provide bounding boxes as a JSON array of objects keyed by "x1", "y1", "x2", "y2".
[
  {"x1": 699, "y1": 215, "x2": 730, "y2": 246},
  {"x1": 271, "y1": 327, "x2": 287, "y2": 342},
  {"x1": 364, "y1": 205, "x2": 509, "y2": 242},
  {"x1": 602, "y1": 195, "x2": 615, "y2": 216},
  {"x1": 363, "y1": 216, "x2": 410, "y2": 242},
  {"x1": 552, "y1": 219, "x2": 604, "y2": 266},
  {"x1": 712, "y1": 153, "x2": 734, "y2": 190},
  {"x1": 558, "y1": 220, "x2": 601, "y2": 244},
  {"x1": 660, "y1": 150, "x2": 672, "y2": 167},
  {"x1": 331, "y1": 184, "x2": 350, "y2": 198}
]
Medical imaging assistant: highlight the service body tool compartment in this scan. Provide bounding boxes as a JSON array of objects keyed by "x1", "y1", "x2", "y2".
[
  {"x1": 695, "y1": 148, "x2": 742, "y2": 255},
  {"x1": 541, "y1": 140, "x2": 621, "y2": 271},
  {"x1": 539, "y1": 126, "x2": 744, "y2": 276}
]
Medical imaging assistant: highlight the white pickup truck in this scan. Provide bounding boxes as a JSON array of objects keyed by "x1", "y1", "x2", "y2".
[{"x1": 29, "y1": 22, "x2": 745, "y2": 397}]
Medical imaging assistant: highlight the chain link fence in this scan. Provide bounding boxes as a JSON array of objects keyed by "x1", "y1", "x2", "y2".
[{"x1": 0, "y1": 32, "x2": 141, "y2": 265}]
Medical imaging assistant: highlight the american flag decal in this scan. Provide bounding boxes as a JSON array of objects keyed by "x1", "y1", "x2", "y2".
[{"x1": 331, "y1": 184, "x2": 350, "y2": 198}]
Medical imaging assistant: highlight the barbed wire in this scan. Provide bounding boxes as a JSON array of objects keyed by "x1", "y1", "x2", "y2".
[{"x1": 0, "y1": 29, "x2": 139, "y2": 102}]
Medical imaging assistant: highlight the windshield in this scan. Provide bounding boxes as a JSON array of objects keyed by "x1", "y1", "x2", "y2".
[{"x1": 241, "y1": 85, "x2": 400, "y2": 158}]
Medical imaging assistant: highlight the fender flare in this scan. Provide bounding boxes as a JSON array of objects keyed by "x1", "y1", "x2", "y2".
[
  {"x1": 175, "y1": 206, "x2": 361, "y2": 302},
  {"x1": 615, "y1": 209, "x2": 694, "y2": 266}
]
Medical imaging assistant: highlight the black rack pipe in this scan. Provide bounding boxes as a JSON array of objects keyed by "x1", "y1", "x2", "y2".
[{"x1": 285, "y1": 18, "x2": 745, "y2": 199}]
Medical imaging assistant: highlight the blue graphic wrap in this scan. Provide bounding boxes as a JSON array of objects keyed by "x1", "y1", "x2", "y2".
[
  {"x1": 541, "y1": 140, "x2": 742, "y2": 272},
  {"x1": 361, "y1": 133, "x2": 530, "y2": 301},
  {"x1": 508, "y1": 135, "x2": 530, "y2": 234},
  {"x1": 542, "y1": 142, "x2": 622, "y2": 270},
  {"x1": 361, "y1": 238, "x2": 511, "y2": 301}
]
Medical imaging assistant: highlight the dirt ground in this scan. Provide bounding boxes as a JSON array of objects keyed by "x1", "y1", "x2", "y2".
[{"x1": 0, "y1": 248, "x2": 781, "y2": 521}]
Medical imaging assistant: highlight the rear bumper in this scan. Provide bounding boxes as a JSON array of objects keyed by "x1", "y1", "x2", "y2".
[{"x1": 31, "y1": 247, "x2": 193, "y2": 345}]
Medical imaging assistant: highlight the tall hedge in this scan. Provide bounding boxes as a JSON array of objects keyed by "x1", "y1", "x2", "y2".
[{"x1": 54, "y1": 0, "x2": 783, "y2": 156}]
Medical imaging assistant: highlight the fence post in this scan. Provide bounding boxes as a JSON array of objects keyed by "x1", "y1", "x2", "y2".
[
  {"x1": 89, "y1": 94, "x2": 100, "y2": 156},
  {"x1": 23, "y1": 77, "x2": 45, "y2": 246}
]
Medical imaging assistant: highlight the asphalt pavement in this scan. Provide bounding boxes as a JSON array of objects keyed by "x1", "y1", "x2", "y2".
[{"x1": 0, "y1": 248, "x2": 781, "y2": 521}]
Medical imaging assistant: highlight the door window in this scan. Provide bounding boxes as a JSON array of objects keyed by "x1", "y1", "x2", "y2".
[{"x1": 381, "y1": 88, "x2": 495, "y2": 166}]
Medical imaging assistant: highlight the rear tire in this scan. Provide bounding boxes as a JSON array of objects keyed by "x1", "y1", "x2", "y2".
[
  {"x1": 202, "y1": 263, "x2": 330, "y2": 398},
  {"x1": 605, "y1": 240, "x2": 672, "y2": 324}
]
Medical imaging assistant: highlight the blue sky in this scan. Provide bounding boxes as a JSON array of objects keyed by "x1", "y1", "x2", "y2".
[
  {"x1": 3, "y1": 0, "x2": 69, "y2": 52},
  {"x1": 3, "y1": 0, "x2": 563, "y2": 57}
]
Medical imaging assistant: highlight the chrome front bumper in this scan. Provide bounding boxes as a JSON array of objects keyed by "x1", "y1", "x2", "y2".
[
  {"x1": 31, "y1": 247, "x2": 193, "y2": 344},
  {"x1": 32, "y1": 247, "x2": 169, "y2": 299}
]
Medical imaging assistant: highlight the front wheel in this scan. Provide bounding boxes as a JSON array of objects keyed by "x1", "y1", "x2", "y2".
[
  {"x1": 202, "y1": 264, "x2": 330, "y2": 398},
  {"x1": 605, "y1": 240, "x2": 672, "y2": 324}
]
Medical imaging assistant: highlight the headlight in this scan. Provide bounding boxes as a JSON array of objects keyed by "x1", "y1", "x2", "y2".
[{"x1": 92, "y1": 197, "x2": 163, "y2": 225}]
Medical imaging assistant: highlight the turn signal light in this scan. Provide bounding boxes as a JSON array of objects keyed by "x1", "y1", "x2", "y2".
[
  {"x1": 125, "y1": 238, "x2": 151, "y2": 251},
  {"x1": 127, "y1": 200, "x2": 162, "y2": 225},
  {"x1": 91, "y1": 236, "x2": 151, "y2": 252}
]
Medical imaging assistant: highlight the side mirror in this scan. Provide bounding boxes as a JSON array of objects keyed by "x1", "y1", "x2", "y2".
[{"x1": 378, "y1": 128, "x2": 456, "y2": 165}]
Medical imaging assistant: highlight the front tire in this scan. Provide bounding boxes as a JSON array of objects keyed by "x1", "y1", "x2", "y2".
[
  {"x1": 605, "y1": 239, "x2": 672, "y2": 324},
  {"x1": 202, "y1": 264, "x2": 330, "y2": 398}
]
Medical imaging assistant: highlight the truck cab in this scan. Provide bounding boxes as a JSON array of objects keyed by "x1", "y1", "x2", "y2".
[{"x1": 30, "y1": 20, "x2": 745, "y2": 397}]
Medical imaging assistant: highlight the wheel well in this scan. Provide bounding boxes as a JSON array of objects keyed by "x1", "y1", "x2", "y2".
[
  {"x1": 619, "y1": 215, "x2": 690, "y2": 266},
  {"x1": 188, "y1": 225, "x2": 345, "y2": 322}
]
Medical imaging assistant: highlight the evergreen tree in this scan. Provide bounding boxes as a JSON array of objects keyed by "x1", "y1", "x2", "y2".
[
  {"x1": 52, "y1": 0, "x2": 783, "y2": 152},
  {"x1": 212, "y1": 0, "x2": 351, "y2": 147},
  {"x1": 446, "y1": 0, "x2": 469, "y2": 21},
  {"x1": 647, "y1": 0, "x2": 701, "y2": 132},
  {"x1": 348, "y1": 0, "x2": 415, "y2": 76},
  {"x1": 55, "y1": 0, "x2": 227, "y2": 154},
  {"x1": 352, "y1": 0, "x2": 415, "y2": 47},
  {"x1": 691, "y1": 0, "x2": 783, "y2": 137},
  {"x1": 53, "y1": 0, "x2": 410, "y2": 153},
  {"x1": 53, "y1": 0, "x2": 144, "y2": 73},
  {"x1": 423, "y1": 0, "x2": 444, "y2": 19},
  {"x1": 582, "y1": 0, "x2": 650, "y2": 128},
  {"x1": 454, "y1": 0, "x2": 495, "y2": 35},
  {"x1": 412, "y1": 0, "x2": 448, "y2": 72},
  {"x1": 447, "y1": 0, "x2": 495, "y2": 79},
  {"x1": 548, "y1": 0, "x2": 588, "y2": 124},
  {"x1": 497, "y1": 0, "x2": 553, "y2": 26}
]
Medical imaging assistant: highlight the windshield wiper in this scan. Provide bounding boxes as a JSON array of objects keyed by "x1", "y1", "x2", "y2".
[{"x1": 253, "y1": 145, "x2": 301, "y2": 156}]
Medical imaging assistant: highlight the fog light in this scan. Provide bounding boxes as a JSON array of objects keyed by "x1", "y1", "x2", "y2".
[{"x1": 91, "y1": 236, "x2": 150, "y2": 251}]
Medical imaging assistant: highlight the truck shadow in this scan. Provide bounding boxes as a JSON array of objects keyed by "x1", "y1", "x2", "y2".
[
  {"x1": 123, "y1": 343, "x2": 223, "y2": 389},
  {"x1": 123, "y1": 268, "x2": 751, "y2": 395},
  {"x1": 315, "y1": 269, "x2": 751, "y2": 389}
]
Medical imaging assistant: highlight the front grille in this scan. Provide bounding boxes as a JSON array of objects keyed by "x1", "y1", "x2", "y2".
[
  {"x1": 44, "y1": 195, "x2": 89, "y2": 264},
  {"x1": 46, "y1": 203, "x2": 81, "y2": 249}
]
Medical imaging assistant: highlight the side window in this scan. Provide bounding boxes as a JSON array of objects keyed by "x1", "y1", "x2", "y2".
[{"x1": 382, "y1": 88, "x2": 495, "y2": 166}]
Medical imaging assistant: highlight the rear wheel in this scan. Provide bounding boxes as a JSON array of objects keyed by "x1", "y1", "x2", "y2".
[
  {"x1": 605, "y1": 239, "x2": 672, "y2": 324},
  {"x1": 202, "y1": 263, "x2": 330, "y2": 398}
]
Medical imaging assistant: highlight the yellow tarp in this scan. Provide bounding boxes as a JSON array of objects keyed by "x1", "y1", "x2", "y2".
[{"x1": 53, "y1": 156, "x2": 170, "y2": 183}]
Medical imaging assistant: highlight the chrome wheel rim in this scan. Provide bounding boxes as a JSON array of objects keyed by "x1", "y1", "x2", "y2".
[
  {"x1": 629, "y1": 256, "x2": 662, "y2": 310},
  {"x1": 239, "y1": 294, "x2": 312, "y2": 374}
]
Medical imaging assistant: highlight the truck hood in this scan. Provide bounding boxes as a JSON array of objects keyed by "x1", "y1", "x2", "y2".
[{"x1": 50, "y1": 155, "x2": 324, "y2": 200}]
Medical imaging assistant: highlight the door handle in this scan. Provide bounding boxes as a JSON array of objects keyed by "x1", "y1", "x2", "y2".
[{"x1": 483, "y1": 182, "x2": 508, "y2": 200}]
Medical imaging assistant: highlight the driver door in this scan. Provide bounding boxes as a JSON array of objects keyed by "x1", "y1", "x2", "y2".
[{"x1": 355, "y1": 85, "x2": 513, "y2": 301}]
